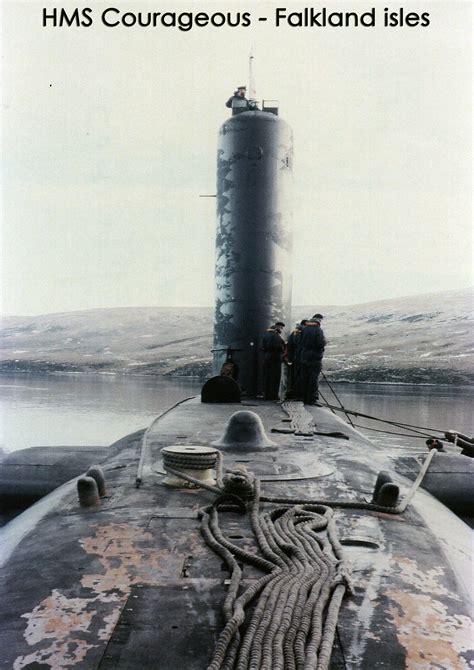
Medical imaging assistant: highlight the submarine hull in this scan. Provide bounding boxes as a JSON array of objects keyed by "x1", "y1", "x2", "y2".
[
  {"x1": 1, "y1": 399, "x2": 472, "y2": 669},
  {"x1": 213, "y1": 111, "x2": 293, "y2": 395}
]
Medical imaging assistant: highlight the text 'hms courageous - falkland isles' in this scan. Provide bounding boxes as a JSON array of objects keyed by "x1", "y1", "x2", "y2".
[{"x1": 41, "y1": 6, "x2": 431, "y2": 30}]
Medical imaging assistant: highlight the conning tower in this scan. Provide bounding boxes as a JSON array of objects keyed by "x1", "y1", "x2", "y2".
[{"x1": 213, "y1": 97, "x2": 294, "y2": 395}]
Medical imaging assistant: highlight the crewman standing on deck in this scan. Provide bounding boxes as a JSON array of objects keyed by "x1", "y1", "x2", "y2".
[
  {"x1": 299, "y1": 314, "x2": 326, "y2": 405},
  {"x1": 262, "y1": 322, "x2": 285, "y2": 400},
  {"x1": 286, "y1": 320, "x2": 306, "y2": 399}
]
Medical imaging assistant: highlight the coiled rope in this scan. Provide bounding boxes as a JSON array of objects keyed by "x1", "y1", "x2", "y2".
[
  {"x1": 162, "y1": 448, "x2": 219, "y2": 472},
  {"x1": 199, "y1": 469, "x2": 352, "y2": 670},
  {"x1": 162, "y1": 449, "x2": 436, "y2": 668},
  {"x1": 164, "y1": 449, "x2": 225, "y2": 493},
  {"x1": 135, "y1": 396, "x2": 196, "y2": 487}
]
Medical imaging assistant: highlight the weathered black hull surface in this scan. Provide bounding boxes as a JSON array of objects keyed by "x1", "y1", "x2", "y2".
[
  {"x1": 0, "y1": 399, "x2": 472, "y2": 668},
  {"x1": 0, "y1": 446, "x2": 111, "y2": 520}
]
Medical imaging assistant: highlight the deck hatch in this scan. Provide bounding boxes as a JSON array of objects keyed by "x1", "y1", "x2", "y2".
[{"x1": 98, "y1": 584, "x2": 224, "y2": 669}]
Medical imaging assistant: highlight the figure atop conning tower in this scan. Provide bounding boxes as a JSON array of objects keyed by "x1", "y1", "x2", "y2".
[{"x1": 225, "y1": 85, "x2": 250, "y2": 114}]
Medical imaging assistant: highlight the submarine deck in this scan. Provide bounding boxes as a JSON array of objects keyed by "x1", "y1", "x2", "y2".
[{"x1": 0, "y1": 398, "x2": 472, "y2": 669}]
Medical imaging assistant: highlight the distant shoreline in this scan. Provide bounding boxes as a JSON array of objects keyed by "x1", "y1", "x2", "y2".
[
  {"x1": 0, "y1": 366, "x2": 471, "y2": 388},
  {"x1": 1, "y1": 288, "x2": 471, "y2": 387}
]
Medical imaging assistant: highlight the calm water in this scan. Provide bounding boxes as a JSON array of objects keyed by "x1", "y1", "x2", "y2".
[
  {"x1": 318, "y1": 382, "x2": 473, "y2": 454},
  {"x1": 0, "y1": 374, "x2": 201, "y2": 453},
  {"x1": 0, "y1": 373, "x2": 472, "y2": 454}
]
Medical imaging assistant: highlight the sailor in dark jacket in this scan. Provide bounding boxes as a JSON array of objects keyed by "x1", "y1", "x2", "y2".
[
  {"x1": 299, "y1": 314, "x2": 326, "y2": 405},
  {"x1": 287, "y1": 320, "x2": 306, "y2": 399},
  {"x1": 262, "y1": 322, "x2": 285, "y2": 400},
  {"x1": 225, "y1": 86, "x2": 249, "y2": 113}
]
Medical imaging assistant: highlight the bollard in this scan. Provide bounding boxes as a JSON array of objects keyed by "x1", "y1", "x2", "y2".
[
  {"x1": 77, "y1": 476, "x2": 100, "y2": 507},
  {"x1": 212, "y1": 410, "x2": 277, "y2": 450},
  {"x1": 86, "y1": 465, "x2": 106, "y2": 497},
  {"x1": 376, "y1": 482, "x2": 400, "y2": 507},
  {"x1": 372, "y1": 470, "x2": 392, "y2": 502}
]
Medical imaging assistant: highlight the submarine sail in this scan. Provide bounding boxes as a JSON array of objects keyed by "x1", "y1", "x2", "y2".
[{"x1": 213, "y1": 102, "x2": 293, "y2": 396}]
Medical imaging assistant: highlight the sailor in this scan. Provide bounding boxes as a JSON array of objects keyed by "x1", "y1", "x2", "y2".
[
  {"x1": 219, "y1": 347, "x2": 239, "y2": 382},
  {"x1": 286, "y1": 320, "x2": 306, "y2": 400},
  {"x1": 225, "y1": 86, "x2": 249, "y2": 114},
  {"x1": 262, "y1": 321, "x2": 285, "y2": 400},
  {"x1": 279, "y1": 338, "x2": 290, "y2": 402},
  {"x1": 298, "y1": 314, "x2": 326, "y2": 405}
]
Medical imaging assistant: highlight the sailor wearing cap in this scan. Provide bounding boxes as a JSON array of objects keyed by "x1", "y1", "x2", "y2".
[
  {"x1": 262, "y1": 322, "x2": 286, "y2": 400},
  {"x1": 286, "y1": 320, "x2": 306, "y2": 399},
  {"x1": 298, "y1": 314, "x2": 326, "y2": 405},
  {"x1": 226, "y1": 86, "x2": 250, "y2": 113}
]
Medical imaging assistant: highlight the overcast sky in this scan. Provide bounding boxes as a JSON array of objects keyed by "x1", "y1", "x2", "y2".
[{"x1": 1, "y1": 1, "x2": 472, "y2": 316}]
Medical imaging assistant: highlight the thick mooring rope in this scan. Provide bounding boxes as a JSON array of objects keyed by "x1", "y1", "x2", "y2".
[
  {"x1": 260, "y1": 448, "x2": 437, "y2": 515},
  {"x1": 162, "y1": 453, "x2": 436, "y2": 667},
  {"x1": 162, "y1": 449, "x2": 218, "y2": 471},
  {"x1": 162, "y1": 447, "x2": 436, "y2": 516},
  {"x1": 199, "y1": 470, "x2": 352, "y2": 670}
]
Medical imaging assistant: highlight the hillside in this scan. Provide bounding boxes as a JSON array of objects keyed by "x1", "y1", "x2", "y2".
[{"x1": 0, "y1": 288, "x2": 472, "y2": 385}]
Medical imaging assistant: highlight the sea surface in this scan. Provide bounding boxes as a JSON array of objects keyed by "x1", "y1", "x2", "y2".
[
  {"x1": 320, "y1": 381, "x2": 473, "y2": 454},
  {"x1": 0, "y1": 373, "x2": 472, "y2": 454}
]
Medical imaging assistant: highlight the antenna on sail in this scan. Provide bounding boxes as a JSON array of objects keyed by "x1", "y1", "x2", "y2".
[{"x1": 248, "y1": 46, "x2": 257, "y2": 102}]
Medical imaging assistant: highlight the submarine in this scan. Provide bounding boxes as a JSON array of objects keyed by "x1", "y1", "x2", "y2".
[{"x1": 0, "y1": 84, "x2": 472, "y2": 669}]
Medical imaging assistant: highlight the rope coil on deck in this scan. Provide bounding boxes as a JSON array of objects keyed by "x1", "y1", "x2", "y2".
[
  {"x1": 161, "y1": 446, "x2": 224, "y2": 490},
  {"x1": 160, "y1": 449, "x2": 436, "y2": 516},
  {"x1": 162, "y1": 449, "x2": 436, "y2": 668},
  {"x1": 162, "y1": 448, "x2": 219, "y2": 471},
  {"x1": 200, "y1": 469, "x2": 352, "y2": 670},
  {"x1": 136, "y1": 396, "x2": 196, "y2": 487}
]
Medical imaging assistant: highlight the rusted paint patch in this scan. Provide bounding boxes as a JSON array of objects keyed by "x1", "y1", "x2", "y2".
[
  {"x1": 13, "y1": 590, "x2": 97, "y2": 669},
  {"x1": 80, "y1": 522, "x2": 162, "y2": 592},
  {"x1": 386, "y1": 590, "x2": 473, "y2": 669},
  {"x1": 13, "y1": 522, "x2": 166, "y2": 669},
  {"x1": 393, "y1": 556, "x2": 457, "y2": 599},
  {"x1": 384, "y1": 555, "x2": 473, "y2": 667}
]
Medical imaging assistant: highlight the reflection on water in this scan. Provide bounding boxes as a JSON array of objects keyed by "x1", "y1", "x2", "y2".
[
  {"x1": 0, "y1": 373, "x2": 201, "y2": 452},
  {"x1": 0, "y1": 373, "x2": 472, "y2": 454}
]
